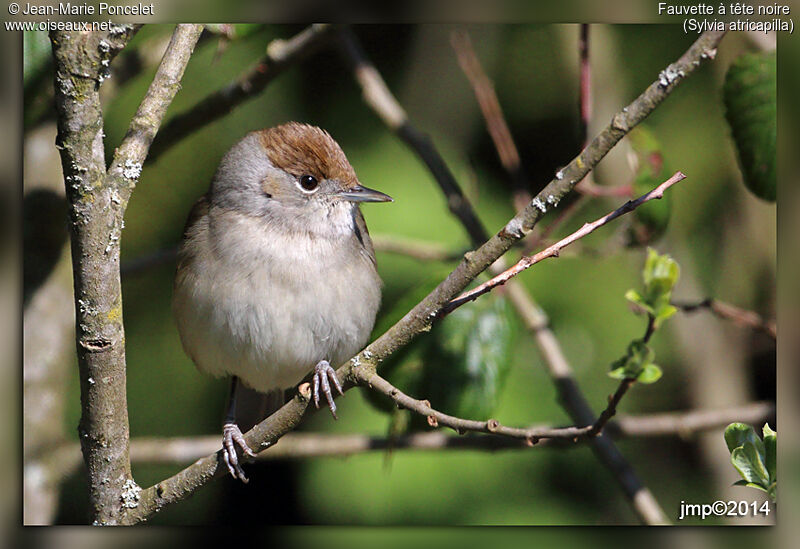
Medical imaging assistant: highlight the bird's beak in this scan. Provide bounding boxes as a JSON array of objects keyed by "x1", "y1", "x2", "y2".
[{"x1": 337, "y1": 184, "x2": 393, "y2": 203}]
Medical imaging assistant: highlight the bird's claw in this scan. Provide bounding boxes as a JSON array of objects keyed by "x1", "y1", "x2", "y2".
[
  {"x1": 312, "y1": 360, "x2": 344, "y2": 419},
  {"x1": 222, "y1": 421, "x2": 256, "y2": 483}
]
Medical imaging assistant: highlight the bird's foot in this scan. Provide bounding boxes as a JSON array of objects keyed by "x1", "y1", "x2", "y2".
[
  {"x1": 222, "y1": 421, "x2": 256, "y2": 483},
  {"x1": 312, "y1": 360, "x2": 344, "y2": 419}
]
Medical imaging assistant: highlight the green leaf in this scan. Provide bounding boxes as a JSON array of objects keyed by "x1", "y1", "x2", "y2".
[
  {"x1": 653, "y1": 303, "x2": 677, "y2": 328},
  {"x1": 363, "y1": 265, "x2": 453, "y2": 415},
  {"x1": 643, "y1": 247, "x2": 680, "y2": 301},
  {"x1": 733, "y1": 480, "x2": 768, "y2": 493},
  {"x1": 768, "y1": 483, "x2": 777, "y2": 502},
  {"x1": 608, "y1": 339, "x2": 655, "y2": 380},
  {"x1": 637, "y1": 363, "x2": 662, "y2": 384},
  {"x1": 763, "y1": 423, "x2": 776, "y2": 483},
  {"x1": 723, "y1": 51, "x2": 776, "y2": 201},
  {"x1": 626, "y1": 127, "x2": 673, "y2": 246},
  {"x1": 607, "y1": 366, "x2": 627, "y2": 380},
  {"x1": 724, "y1": 422, "x2": 760, "y2": 453},
  {"x1": 417, "y1": 295, "x2": 516, "y2": 420},
  {"x1": 625, "y1": 289, "x2": 653, "y2": 315},
  {"x1": 365, "y1": 268, "x2": 517, "y2": 425},
  {"x1": 731, "y1": 441, "x2": 770, "y2": 487}
]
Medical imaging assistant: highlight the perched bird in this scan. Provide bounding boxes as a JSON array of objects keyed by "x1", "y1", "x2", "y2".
[{"x1": 173, "y1": 122, "x2": 392, "y2": 481}]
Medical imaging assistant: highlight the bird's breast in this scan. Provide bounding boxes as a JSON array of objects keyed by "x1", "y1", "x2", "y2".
[{"x1": 173, "y1": 211, "x2": 381, "y2": 392}]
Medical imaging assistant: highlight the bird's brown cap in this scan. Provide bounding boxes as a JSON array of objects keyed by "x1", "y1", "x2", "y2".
[{"x1": 257, "y1": 122, "x2": 359, "y2": 188}]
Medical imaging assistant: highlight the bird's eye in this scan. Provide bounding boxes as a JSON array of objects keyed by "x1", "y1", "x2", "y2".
[{"x1": 298, "y1": 174, "x2": 319, "y2": 192}]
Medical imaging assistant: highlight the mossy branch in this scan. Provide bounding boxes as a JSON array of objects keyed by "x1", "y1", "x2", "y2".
[{"x1": 51, "y1": 23, "x2": 203, "y2": 525}]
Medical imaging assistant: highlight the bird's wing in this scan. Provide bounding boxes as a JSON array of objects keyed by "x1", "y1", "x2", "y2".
[
  {"x1": 353, "y1": 207, "x2": 377, "y2": 268},
  {"x1": 174, "y1": 195, "x2": 209, "y2": 282}
]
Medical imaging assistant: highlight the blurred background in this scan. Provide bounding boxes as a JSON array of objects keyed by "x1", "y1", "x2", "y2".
[{"x1": 21, "y1": 24, "x2": 777, "y2": 527}]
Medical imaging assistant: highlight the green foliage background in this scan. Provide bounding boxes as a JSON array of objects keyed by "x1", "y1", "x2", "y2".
[{"x1": 26, "y1": 25, "x2": 775, "y2": 525}]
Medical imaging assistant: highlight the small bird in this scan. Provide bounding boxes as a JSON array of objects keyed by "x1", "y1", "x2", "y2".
[{"x1": 172, "y1": 122, "x2": 392, "y2": 481}]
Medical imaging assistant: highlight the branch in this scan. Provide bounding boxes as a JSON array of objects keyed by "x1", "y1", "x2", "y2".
[
  {"x1": 357, "y1": 369, "x2": 593, "y2": 443},
  {"x1": 51, "y1": 23, "x2": 202, "y2": 525},
  {"x1": 51, "y1": 24, "x2": 139, "y2": 526},
  {"x1": 337, "y1": 28, "x2": 489, "y2": 245},
  {"x1": 445, "y1": 171, "x2": 687, "y2": 313},
  {"x1": 147, "y1": 24, "x2": 334, "y2": 163},
  {"x1": 122, "y1": 29, "x2": 726, "y2": 524},
  {"x1": 372, "y1": 234, "x2": 464, "y2": 262},
  {"x1": 450, "y1": 29, "x2": 530, "y2": 211},
  {"x1": 139, "y1": 401, "x2": 776, "y2": 459},
  {"x1": 111, "y1": 402, "x2": 778, "y2": 465},
  {"x1": 119, "y1": 234, "x2": 462, "y2": 279},
  {"x1": 673, "y1": 298, "x2": 776, "y2": 340},
  {"x1": 107, "y1": 25, "x2": 204, "y2": 200},
  {"x1": 578, "y1": 24, "x2": 591, "y2": 147}
]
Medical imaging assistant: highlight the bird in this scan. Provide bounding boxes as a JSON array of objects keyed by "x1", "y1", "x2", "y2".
[{"x1": 172, "y1": 122, "x2": 392, "y2": 482}]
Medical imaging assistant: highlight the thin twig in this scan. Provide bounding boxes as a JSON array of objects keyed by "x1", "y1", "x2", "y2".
[
  {"x1": 122, "y1": 30, "x2": 726, "y2": 525},
  {"x1": 446, "y1": 172, "x2": 687, "y2": 313},
  {"x1": 356, "y1": 369, "x2": 613, "y2": 444},
  {"x1": 573, "y1": 25, "x2": 631, "y2": 199},
  {"x1": 147, "y1": 24, "x2": 334, "y2": 163},
  {"x1": 133, "y1": 400, "x2": 775, "y2": 461},
  {"x1": 48, "y1": 401, "x2": 774, "y2": 473},
  {"x1": 590, "y1": 315, "x2": 657, "y2": 436},
  {"x1": 673, "y1": 298, "x2": 776, "y2": 340},
  {"x1": 372, "y1": 235, "x2": 464, "y2": 262}
]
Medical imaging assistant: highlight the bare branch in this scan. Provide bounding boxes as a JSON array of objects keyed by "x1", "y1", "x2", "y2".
[
  {"x1": 64, "y1": 402, "x2": 775, "y2": 467},
  {"x1": 446, "y1": 172, "x2": 687, "y2": 313},
  {"x1": 51, "y1": 23, "x2": 202, "y2": 525},
  {"x1": 122, "y1": 30, "x2": 726, "y2": 524},
  {"x1": 118, "y1": 234, "x2": 462, "y2": 278},
  {"x1": 107, "y1": 25, "x2": 204, "y2": 199},
  {"x1": 673, "y1": 298, "x2": 776, "y2": 340},
  {"x1": 578, "y1": 24, "x2": 591, "y2": 147},
  {"x1": 451, "y1": 29, "x2": 530, "y2": 211},
  {"x1": 147, "y1": 24, "x2": 334, "y2": 162},
  {"x1": 51, "y1": 24, "x2": 139, "y2": 525},
  {"x1": 372, "y1": 234, "x2": 463, "y2": 262},
  {"x1": 354, "y1": 364, "x2": 670, "y2": 446},
  {"x1": 337, "y1": 28, "x2": 488, "y2": 245}
]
